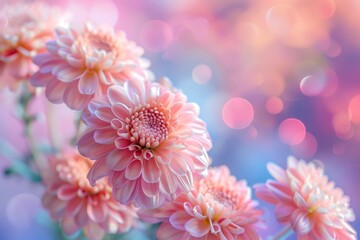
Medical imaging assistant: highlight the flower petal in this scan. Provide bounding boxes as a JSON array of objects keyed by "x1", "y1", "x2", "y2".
[
  {"x1": 87, "y1": 202, "x2": 107, "y2": 223},
  {"x1": 87, "y1": 160, "x2": 110, "y2": 186},
  {"x1": 290, "y1": 209, "x2": 313, "y2": 235},
  {"x1": 105, "y1": 149, "x2": 133, "y2": 171},
  {"x1": 184, "y1": 218, "x2": 210, "y2": 238},
  {"x1": 143, "y1": 159, "x2": 161, "y2": 183},
  {"x1": 125, "y1": 159, "x2": 142, "y2": 180},
  {"x1": 79, "y1": 71, "x2": 99, "y2": 95}
]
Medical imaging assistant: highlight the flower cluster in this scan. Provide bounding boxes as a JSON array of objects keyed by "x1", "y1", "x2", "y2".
[
  {"x1": 0, "y1": 1, "x2": 357, "y2": 240},
  {"x1": 141, "y1": 166, "x2": 263, "y2": 240},
  {"x1": 30, "y1": 23, "x2": 150, "y2": 110},
  {"x1": 255, "y1": 156, "x2": 357, "y2": 240},
  {"x1": 0, "y1": 3, "x2": 63, "y2": 90},
  {"x1": 42, "y1": 150, "x2": 138, "y2": 240},
  {"x1": 78, "y1": 79, "x2": 212, "y2": 208}
]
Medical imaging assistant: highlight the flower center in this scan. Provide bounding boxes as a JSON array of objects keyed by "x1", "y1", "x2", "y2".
[
  {"x1": 88, "y1": 35, "x2": 113, "y2": 52},
  {"x1": 127, "y1": 103, "x2": 169, "y2": 149},
  {"x1": 77, "y1": 31, "x2": 116, "y2": 56},
  {"x1": 208, "y1": 190, "x2": 238, "y2": 209},
  {"x1": 56, "y1": 156, "x2": 111, "y2": 195}
]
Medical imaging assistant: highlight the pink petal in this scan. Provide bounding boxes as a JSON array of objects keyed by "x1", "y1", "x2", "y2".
[
  {"x1": 48, "y1": 198, "x2": 67, "y2": 219},
  {"x1": 176, "y1": 172, "x2": 193, "y2": 192},
  {"x1": 113, "y1": 180, "x2": 139, "y2": 204},
  {"x1": 267, "y1": 162, "x2": 287, "y2": 183},
  {"x1": 227, "y1": 222, "x2": 244, "y2": 234},
  {"x1": 94, "y1": 107, "x2": 114, "y2": 123},
  {"x1": 294, "y1": 192, "x2": 309, "y2": 208},
  {"x1": 137, "y1": 191, "x2": 165, "y2": 209},
  {"x1": 125, "y1": 159, "x2": 142, "y2": 180},
  {"x1": 157, "y1": 223, "x2": 186, "y2": 240},
  {"x1": 105, "y1": 149, "x2": 133, "y2": 171},
  {"x1": 141, "y1": 178, "x2": 160, "y2": 197},
  {"x1": 61, "y1": 217, "x2": 79, "y2": 236},
  {"x1": 66, "y1": 198, "x2": 85, "y2": 216},
  {"x1": 74, "y1": 204, "x2": 89, "y2": 227},
  {"x1": 33, "y1": 53, "x2": 54, "y2": 66},
  {"x1": 87, "y1": 202, "x2": 107, "y2": 223},
  {"x1": 109, "y1": 170, "x2": 127, "y2": 187},
  {"x1": 53, "y1": 63, "x2": 83, "y2": 82},
  {"x1": 154, "y1": 148, "x2": 173, "y2": 164},
  {"x1": 266, "y1": 180, "x2": 293, "y2": 202},
  {"x1": 57, "y1": 185, "x2": 77, "y2": 200},
  {"x1": 79, "y1": 71, "x2": 99, "y2": 95},
  {"x1": 184, "y1": 218, "x2": 210, "y2": 237},
  {"x1": 63, "y1": 82, "x2": 93, "y2": 110},
  {"x1": 159, "y1": 166, "x2": 178, "y2": 194},
  {"x1": 115, "y1": 138, "x2": 132, "y2": 149},
  {"x1": 87, "y1": 160, "x2": 110, "y2": 185},
  {"x1": 30, "y1": 71, "x2": 52, "y2": 87},
  {"x1": 111, "y1": 103, "x2": 131, "y2": 120},
  {"x1": 77, "y1": 131, "x2": 114, "y2": 159},
  {"x1": 45, "y1": 41, "x2": 59, "y2": 55},
  {"x1": 8, "y1": 58, "x2": 30, "y2": 78},
  {"x1": 143, "y1": 159, "x2": 161, "y2": 183},
  {"x1": 169, "y1": 155, "x2": 190, "y2": 176},
  {"x1": 290, "y1": 209, "x2": 313, "y2": 235},
  {"x1": 107, "y1": 85, "x2": 132, "y2": 106},
  {"x1": 83, "y1": 221, "x2": 105, "y2": 240},
  {"x1": 169, "y1": 211, "x2": 190, "y2": 230},
  {"x1": 253, "y1": 184, "x2": 278, "y2": 204},
  {"x1": 94, "y1": 128, "x2": 117, "y2": 144},
  {"x1": 127, "y1": 78, "x2": 145, "y2": 104},
  {"x1": 45, "y1": 79, "x2": 68, "y2": 104},
  {"x1": 66, "y1": 55, "x2": 84, "y2": 68},
  {"x1": 275, "y1": 204, "x2": 295, "y2": 224}
]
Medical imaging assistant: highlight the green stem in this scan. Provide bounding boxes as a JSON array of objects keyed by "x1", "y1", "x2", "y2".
[
  {"x1": 18, "y1": 84, "x2": 46, "y2": 172},
  {"x1": 272, "y1": 225, "x2": 293, "y2": 240}
]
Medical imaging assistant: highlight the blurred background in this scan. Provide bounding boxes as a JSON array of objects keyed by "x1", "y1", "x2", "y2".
[{"x1": 0, "y1": 0, "x2": 359, "y2": 239}]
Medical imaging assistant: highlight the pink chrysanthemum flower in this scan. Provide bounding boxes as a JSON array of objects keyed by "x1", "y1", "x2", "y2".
[
  {"x1": 30, "y1": 23, "x2": 150, "y2": 110},
  {"x1": 77, "y1": 78, "x2": 212, "y2": 208},
  {"x1": 42, "y1": 150, "x2": 138, "y2": 240},
  {"x1": 140, "y1": 166, "x2": 263, "y2": 240},
  {"x1": 254, "y1": 156, "x2": 357, "y2": 240},
  {"x1": 0, "y1": 3, "x2": 63, "y2": 90}
]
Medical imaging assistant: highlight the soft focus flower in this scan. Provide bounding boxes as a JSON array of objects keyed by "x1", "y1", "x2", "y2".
[
  {"x1": 42, "y1": 150, "x2": 138, "y2": 240},
  {"x1": 0, "y1": 3, "x2": 62, "y2": 90},
  {"x1": 78, "y1": 78, "x2": 212, "y2": 208},
  {"x1": 30, "y1": 23, "x2": 150, "y2": 110},
  {"x1": 140, "y1": 166, "x2": 263, "y2": 240},
  {"x1": 254, "y1": 156, "x2": 357, "y2": 240}
]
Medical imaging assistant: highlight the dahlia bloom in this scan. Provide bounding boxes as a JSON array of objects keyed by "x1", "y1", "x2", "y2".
[
  {"x1": 42, "y1": 150, "x2": 138, "y2": 240},
  {"x1": 0, "y1": 3, "x2": 63, "y2": 90},
  {"x1": 140, "y1": 166, "x2": 263, "y2": 240},
  {"x1": 78, "y1": 78, "x2": 212, "y2": 208},
  {"x1": 30, "y1": 23, "x2": 150, "y2": 110},
  {"x1": 254, "y1": 156, "x2": 357, "y2": 240}
]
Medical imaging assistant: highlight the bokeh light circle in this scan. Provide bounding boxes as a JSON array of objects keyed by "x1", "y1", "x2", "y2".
[
  {"x1": 222, "y1": 98, "x2": 254, "y2": 129},
  {"x1": 192, "y1": 64, "x2": 212, "y2": 84},
  {"x1": 266, "y1": 97, "x2": 283, "y2": 114},
  {"x1": 291, "y1": 132, "x2": 318, "y2": 159},
  {"x1": 6, "y1": 193, "x2": 41, "y2": 229},
  {"x1": 300, "y1": 75, "x2": 326, "y2": 96},
  {"x1": 278, "y1": 118, "x2": 306, "y2": 145},
  {"x1": 89, "y1": 0, "x2": 118, "y2": 26},
  {"x1": 266, "y1": 4, "x2": 299, "y2": 35},
  {"x1": 348, "y1": 94, "x2": 360, "y2": 124},
  {"x1": 141, "y1": 20, "x2": 173, "y2": 52}
]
